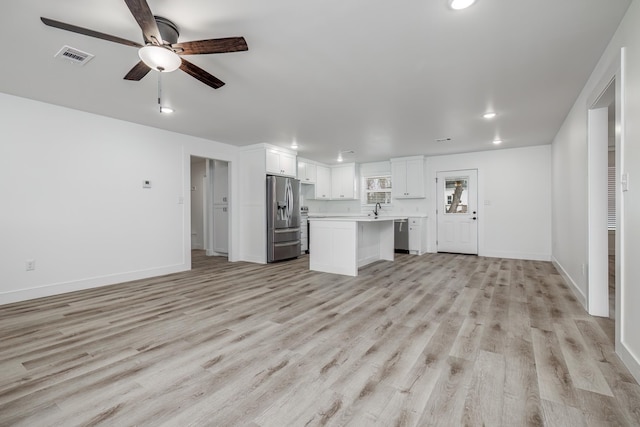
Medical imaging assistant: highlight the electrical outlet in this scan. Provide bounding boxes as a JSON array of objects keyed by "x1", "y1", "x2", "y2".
[{"x1": 25, "y1": 259, "x2": 36, "y2": 271}]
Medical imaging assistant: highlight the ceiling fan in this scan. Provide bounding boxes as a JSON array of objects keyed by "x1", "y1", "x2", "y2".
[{"x1": 41, "y1": 0, "x2": 248, "y2": 89}]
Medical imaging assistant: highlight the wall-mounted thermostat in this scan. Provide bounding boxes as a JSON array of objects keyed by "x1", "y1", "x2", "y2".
[{"x1": 143, "y1": 180, "x2": 152, "y2": 188}]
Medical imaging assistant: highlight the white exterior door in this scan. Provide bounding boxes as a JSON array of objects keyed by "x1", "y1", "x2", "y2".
[{"x1": 436, "y1": 169, "x2": 478, "y2": 254}]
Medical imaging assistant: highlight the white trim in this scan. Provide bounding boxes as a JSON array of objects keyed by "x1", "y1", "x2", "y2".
[
  {"x1": 480, "y1": 251, "x2": 550, "y2": 262},
  {"x1": 587, "y1": 106, "x2": 609, "y2": 317},
  {"x1": 618, "y1": 341, "x2": 640, "y2": 384},
  {"x1": 0, "y1": 264, "x2": 189, "y2": 306},
  {"x1": 552, "y1": 256, "x2": 587, "y2": 310}
]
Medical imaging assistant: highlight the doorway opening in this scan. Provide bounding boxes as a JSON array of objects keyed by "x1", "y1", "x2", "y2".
[{"x1": 190, "y1": 156, "x2": 229, "y2": 268}]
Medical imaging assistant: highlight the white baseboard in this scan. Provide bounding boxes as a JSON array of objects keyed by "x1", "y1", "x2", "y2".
[
  {"x1": 478, "y1": 250, "x2": 551, "y2": 261},
  {"x1": 551, "y1": 256, "x2": 587, "y2": 310},
  {"x1": 618, "y1": 340, "x2": 640, "y2": 385},
  {"x1": 0, "y1": 263, "x2": 189, "y2": 306}
]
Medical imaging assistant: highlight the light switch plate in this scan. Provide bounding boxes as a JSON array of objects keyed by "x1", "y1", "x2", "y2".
[{"x1": 621, "y1": 172, "x2": 629, "y2": 192}]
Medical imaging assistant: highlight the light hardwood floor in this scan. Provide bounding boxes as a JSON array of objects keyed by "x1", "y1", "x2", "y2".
[{"x1": 1, "y1": 251, "x2": 639, "y2": 426}]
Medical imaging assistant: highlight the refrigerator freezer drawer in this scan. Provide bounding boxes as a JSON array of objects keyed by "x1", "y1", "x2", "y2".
[
  {"x1": 273, "y1": 227, "x2": 300, "y2": 243},
  {"x1": 269, "y1": 240, "x2": 301, "y2": 262}
]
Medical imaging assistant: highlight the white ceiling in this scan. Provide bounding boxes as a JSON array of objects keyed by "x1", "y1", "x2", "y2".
[{"x1": 1, "y1": 0, "x2": 631, "y2": 164}]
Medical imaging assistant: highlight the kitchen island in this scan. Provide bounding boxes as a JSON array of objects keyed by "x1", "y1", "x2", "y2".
[{"x1": 308, "y1": 216, "x2": 407, "y2": 276}]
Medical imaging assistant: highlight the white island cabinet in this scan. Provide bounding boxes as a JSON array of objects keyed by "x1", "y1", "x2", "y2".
[{"x1": 308, "y1": 216, "x2": 407, "y2": 276}]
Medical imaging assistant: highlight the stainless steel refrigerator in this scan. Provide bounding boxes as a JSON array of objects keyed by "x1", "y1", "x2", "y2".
[{"x1": 267, "y1": 175, "x2": 301, "y2": 262}]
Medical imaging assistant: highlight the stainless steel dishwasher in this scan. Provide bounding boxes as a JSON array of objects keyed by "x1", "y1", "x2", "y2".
[{"x1": 394, "y1": 219, "x2": 409, "y2": 253}]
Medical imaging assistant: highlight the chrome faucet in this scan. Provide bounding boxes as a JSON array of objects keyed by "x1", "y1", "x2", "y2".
[{"x1": 373, "y1": 202, "x2": 382, "y2": 217}]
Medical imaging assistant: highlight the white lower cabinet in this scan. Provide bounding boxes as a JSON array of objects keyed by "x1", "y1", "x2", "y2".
[{"x1": 408, "y1": 217, "x2": 426, "y2": 255}]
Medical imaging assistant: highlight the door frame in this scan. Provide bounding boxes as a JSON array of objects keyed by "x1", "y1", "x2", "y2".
[
  {"x1": 585, "y1": 48, "x2": 624, "y2": 348},
  {"x1": 436, "y1": 169, "x2": 479, "y2": 255}
]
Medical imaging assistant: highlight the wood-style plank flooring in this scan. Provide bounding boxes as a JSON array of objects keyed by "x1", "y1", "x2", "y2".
[{"x1": 1, "y1": 251, "x2": 639, "y2": 426}]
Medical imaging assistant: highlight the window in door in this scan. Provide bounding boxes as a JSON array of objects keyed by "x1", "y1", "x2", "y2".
[{"x1": 444, "y1": 177, "x2": 469, "y2": 213}]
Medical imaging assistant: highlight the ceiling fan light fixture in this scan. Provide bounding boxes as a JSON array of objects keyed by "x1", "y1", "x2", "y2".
[
  {"x1": 139, "y1": 45, "x2": 181, "y2": 72},
  {"x1": 449, "y1": 0, "x2": 476, "y2": 10}
]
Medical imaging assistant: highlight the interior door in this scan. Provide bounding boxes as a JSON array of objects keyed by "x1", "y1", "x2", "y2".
[{"x1": 436, "y1": 169, "x2": 478, "y2": 254}]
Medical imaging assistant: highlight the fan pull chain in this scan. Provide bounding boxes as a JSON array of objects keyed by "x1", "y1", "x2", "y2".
[
  {"x1": 157, "y1": 72, "x2": 173, "y2": 114},
  {"x1": 157, "y1": 71, "x2": 162, "y2": 111}
]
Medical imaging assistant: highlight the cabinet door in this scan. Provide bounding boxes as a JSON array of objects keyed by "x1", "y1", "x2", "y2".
[
  {"x1": 408, "y1": 217, "x2": 425, "y2": 254},
  {"x1": 266, "y1": 150, "x2": 281, "y2": 175},
  {"x1": 298, "y1": 161, "x2": 316, "y2": 184},
  {"x1": 331, "y1": 167, "x2": 343, "y2": 199},
  {"x1": 280, "y1": 152, "x2": 297, "y2": 176},
  {"x1": 213, "y1": 205, "x2": 229, "y2": 253},
  {"x1": 266, "y1": 150, "x2": 296, "y2": 177},
  {"x1": 404, "y1": 159, "x2": 425, "y2": 197},
  {"x1": 331, "y1": 164, "x2": 355, "y2": 199},
  {"x1": 315, "y1": 166, "x2": 331, "y2": 199},
  {"x1": 304, "y1": 163, "x2": 316, "y2": 183},
  {"x1": 392, "y1": 158, "x2": 425, "y2": 198},
  {"x1": 391, "y1": 161, "x2": 408, "y2": 198},
  {"x1": 297, "y1": 161, "x2": 306, "y2": 181}
]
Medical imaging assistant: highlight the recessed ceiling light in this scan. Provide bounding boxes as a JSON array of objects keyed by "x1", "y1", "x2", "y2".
[
  {"x1": 449, "y1": 0, "x2": 476, "y2": 10},
  {"x1": 159, "y1": 106, "x2": 174, "y2": 114},
  {"x1": 493, "y1": 139, "x2": 502, "y2": 145},
  {"x1": 483, "y1": 112, "x2": 497, "y2": 119},
  {"x1": 291, "y1": 141, "x2": 298, "y2": 149}
]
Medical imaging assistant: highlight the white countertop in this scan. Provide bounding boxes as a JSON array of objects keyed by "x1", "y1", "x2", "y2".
[{"x1": 308, "y1": 215, "x2": 409, "y2": 222}]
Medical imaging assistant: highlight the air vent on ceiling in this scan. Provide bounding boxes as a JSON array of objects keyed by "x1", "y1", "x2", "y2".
[{"x1": 54, "y1": 45, "x2": 94, "y2": 66}]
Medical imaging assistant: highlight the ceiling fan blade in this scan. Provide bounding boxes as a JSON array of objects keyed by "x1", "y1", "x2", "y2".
[
  {"x1": 123, "y1": 0, "x2": 162, "y2": 44},
  {"x1": 40, "y1": 17, "x2": 142, "y2": 48},
  {"x1": 124, "y1": 61, "x2": 151, "y2": 81},
  {"x1": 172, "y1": 37, "x2": 248, "y2": 55},
  {"x1": 179, "y1": 59, "x2": 225, "y2": 89}
]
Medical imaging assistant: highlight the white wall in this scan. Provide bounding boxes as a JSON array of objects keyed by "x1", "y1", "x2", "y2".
[
  {"x1": 305, "y1": 147, "x2": 551, "y2": 261},
  {"x1": 0, "y1": 92, "x2": 239, "y2": 304},
  {"x1": 426, "y1": 145, "x2": 552, "y2": 261},
  {"x1": 237, "y1": 146, "x2": 267, "y2": 263},
  {"x1": 551, "y1": 0, "x2": 640, "y2": 381}
]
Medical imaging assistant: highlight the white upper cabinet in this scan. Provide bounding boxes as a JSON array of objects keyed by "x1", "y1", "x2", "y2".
[
  {"x1": 315, "y1": 165, "x2": 331, "y2": 199},
  {"x1": 266, "y1": 149, "x2": 296, "y2": 177},
  {"x1": 391, "y1": 156, "x2": 425, "y2": 198},
  {"x1": 331, "y1": 163, "x2": 358, "y2": 200},
  {"x1": 297, "y1": 160, "x2": 317, "y2": 184}
]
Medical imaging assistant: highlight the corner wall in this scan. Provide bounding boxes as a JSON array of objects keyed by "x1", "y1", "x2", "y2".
[
  {"x1": 551, "y1": 0, "x2": 640, "y2": 382},
  {"x1": 426, "y1": 145, "x2": 552, "y2": 261},
  {"x1": 0, "y1": 93, "x2": 238, "y2": 305}
]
